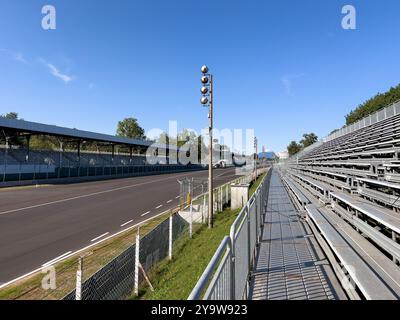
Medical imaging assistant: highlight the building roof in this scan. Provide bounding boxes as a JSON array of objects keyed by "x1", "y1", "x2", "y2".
[
  {"x1": 0, "y1": 117, "x2": 182, "y2": 151},
  {"x1": 258, "y1": 151, "x2": 277, "y2": 159}
]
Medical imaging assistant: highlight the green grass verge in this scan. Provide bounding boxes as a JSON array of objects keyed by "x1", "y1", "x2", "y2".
[
  {"x1": 133, "y1": 171, "x2": 268, "y2": 300},
  {"x1": 249, "y1": 172, "x2": 266, "y2": 196}
]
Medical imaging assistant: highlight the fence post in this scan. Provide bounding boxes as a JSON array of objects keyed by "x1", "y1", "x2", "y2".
[
  {"x1": 134, "y1": 227, "x2": 140, "y2": 296},
  {"x1": 229, "y1": 224, "x2": 236, "y2": 300},
  {"x1": 169, "y1": 213, "x2": 173, "y2": 260},
  {"x1": 75, "y1": 257, "x2": 83, "y2": 300},
  {"x1": 203, "y1": 194, "x2": 206, "y2": 224},
  {"x1": 225, "y1": 184, "x2": 229, "y2": 204},
  {"x1": 219, "y1": 186, "x2": 222, "y2": 211},
  {"x1": 189, "y1": 202, "x2": 193, "y2": 239}
]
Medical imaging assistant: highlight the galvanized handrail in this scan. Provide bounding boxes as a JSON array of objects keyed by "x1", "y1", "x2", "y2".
[
  {"x1": 188, "y1": 172, "x2": 269, "y2": 300},
  {"x1": 187, "y1": 236, "x2": 232, "y2": 300}
]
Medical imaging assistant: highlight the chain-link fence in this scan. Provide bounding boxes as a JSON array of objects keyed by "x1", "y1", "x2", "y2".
[{"x1": 63, "y1": 213, "x2": 188, "y2": 300}]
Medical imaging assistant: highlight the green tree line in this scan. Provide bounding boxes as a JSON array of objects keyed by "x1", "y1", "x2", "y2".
[{"x1": 345, "y1": 83, "x2": 400, "y2": 125}]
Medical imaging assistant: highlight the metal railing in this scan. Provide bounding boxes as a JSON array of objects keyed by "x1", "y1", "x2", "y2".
[
  {"x1": 285, "y1": 100, "x2": 400, "y2": 163},
  {"x1": 188, "y1": 170, "x2": 271, "y2": 300},
  {"x1": 0, "y1": 160, "x2": 204, "y2": 183},
  {"x1": 324, "y1": 100, "x2": 400, "y2": 143}
]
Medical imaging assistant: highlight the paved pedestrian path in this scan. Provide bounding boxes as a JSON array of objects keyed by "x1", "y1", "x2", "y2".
[{"x1": 249, "y1": 171, "x2": 346, "y2": 300}]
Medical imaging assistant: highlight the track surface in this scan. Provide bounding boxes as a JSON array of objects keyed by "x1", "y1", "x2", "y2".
[{"x1": 0, "y1": 167, "x2": 239, "y2": 285}]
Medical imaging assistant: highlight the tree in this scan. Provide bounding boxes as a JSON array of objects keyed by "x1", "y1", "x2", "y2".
[
  {"x1": 345, "y1": 83, "x2": 400, "y2": 125},
  {"x1": 157, "y1": 132, "x2": 176, "y2": 145},
  {"x1": 300, "y1": 133, "x2": 318, "y2": 148},
  {"x1": 287, "y1": 141, "x2": 302, "y2": 156},
  {"x1": 116, "y1": 117, "x2": 146, "y2": 140},
  {"x1": 1, "y1": 112, "x2": 19, "y2": 119}
]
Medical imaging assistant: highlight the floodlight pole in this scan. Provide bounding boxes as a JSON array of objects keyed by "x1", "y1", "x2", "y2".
[{"x1": 208, "y1": 75, "x2": 214, "y2": 229}]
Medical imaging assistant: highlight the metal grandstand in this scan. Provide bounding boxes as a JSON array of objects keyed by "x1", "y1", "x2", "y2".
[{"x1": 278, "y1": 98, "x2": 400, "y2": 299}]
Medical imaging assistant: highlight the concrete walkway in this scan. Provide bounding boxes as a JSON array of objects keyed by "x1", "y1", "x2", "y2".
[{"x1": 249, "y1": 171, "x2": 346, "y2": 300}]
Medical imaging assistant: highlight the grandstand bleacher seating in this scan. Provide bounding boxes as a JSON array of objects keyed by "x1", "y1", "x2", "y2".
[{"x1": 281, "y1": 109, "x2": 400, "y2": 299}]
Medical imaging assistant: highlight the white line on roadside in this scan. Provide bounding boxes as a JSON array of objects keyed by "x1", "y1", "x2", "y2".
[
  {"x1": 176, "y1": 196, "x2": 180, "y2": 199},
  {"x1": 141, "y1": 211, "x2": 151, "y2": 217},
  {"x1": 155, "y1": 205, "x2": 163, "y2": 209},
  {"x1": 120, "y1": 220, "x2": 133, "y2": 227},
  {"x1": 167, "y1": 200, "x2": 172, "y2": 204},
  {"x1": 90, "y1": 232, "x2": 110, "y2": 242},
  {"x1": 42, "y1": 251, "x2": 72, "y2": 267}
]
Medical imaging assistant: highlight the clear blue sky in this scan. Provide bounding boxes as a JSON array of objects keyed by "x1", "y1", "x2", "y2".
[{"x1": 1, "y1": 0, "x2": 399, "y2": 152}]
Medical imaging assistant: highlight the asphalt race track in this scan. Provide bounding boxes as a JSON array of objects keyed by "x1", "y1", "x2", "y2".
[{"x1": 0, "y1": 167, "x2": 239, "y2": 285}]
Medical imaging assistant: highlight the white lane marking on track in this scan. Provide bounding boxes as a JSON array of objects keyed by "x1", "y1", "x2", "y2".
[
  {"x1": 0, "y1": 170, "x2": 219, "y2": 216},
  {"x1": 176, "y1": 196, "x2": 180, "y2": 199},
  {"x1": 141, "y1": 211, "x2": 150, "y2": 217},
  {"x1": 155, "y1": 205, "x2": 163, "y2": 209},
  {"x1": 42, "y1": 251, "x2": 72, "y2": 267},
  {"x1": 167, "y1": 200, "x2": 172, "y2": 204},
  {"x1": 90, "y1": 232, "x2": 109, "y2": 242},
  {"x1": 120, "y1": 220, "x2": 133, "y2": 227}
]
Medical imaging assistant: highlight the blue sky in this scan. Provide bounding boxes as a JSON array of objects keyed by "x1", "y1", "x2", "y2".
[{"x1": 0, "y1": 0, "x2": 400, "y2": 152}]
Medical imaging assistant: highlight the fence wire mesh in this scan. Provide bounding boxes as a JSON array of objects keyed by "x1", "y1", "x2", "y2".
[{"x1": 64, "y1": 214, "x2": 188, "y2": 300}]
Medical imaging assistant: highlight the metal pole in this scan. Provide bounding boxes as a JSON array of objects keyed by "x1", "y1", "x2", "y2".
[
  {"x1": 4, "y1": 136, "x2": 8, "y2": 182},
  {"x1": 208, "y1": 75, "x2": 214, "y2": 228},
  {"x1": 76, "y1": 257, "x2": 83, "y2": 300},
  {"x1": 134, "y1": 228, "x2": 140, "y2": 296},
  {"x1": 169, "y1": 213, "x2": 173, "y2": 260},
  {"x1": 201, "y1": 184, "x2": 205, "y2": 224},
  {"x1": 220, "y1": 186, "x2": 223, "y2": 211},
  {"x1": 189, "y1": 200, "x2": 193, "y2": 238}
]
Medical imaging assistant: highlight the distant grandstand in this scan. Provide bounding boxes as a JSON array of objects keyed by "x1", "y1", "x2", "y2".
[
  {"x1": 0, "y1": 117, "x2": 199, "y2": 183},
  {"x1": 287, "y1": 99, "x2": 400, "y2": 209}
]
